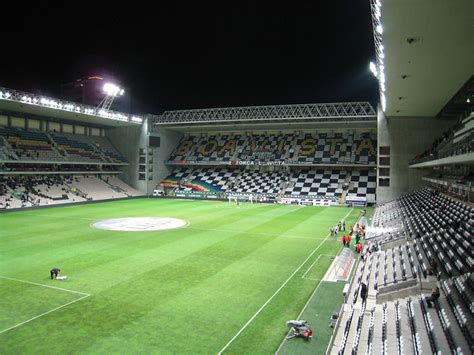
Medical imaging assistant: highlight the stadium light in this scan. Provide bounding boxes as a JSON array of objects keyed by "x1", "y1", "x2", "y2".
[
  {"x1": 376, "y1": 25, "x2": 383, "y2": 34},
  {"x1": 97, "y1": 83, "x2": 125, "y2": 116},
  {"x1": 369, "y1": 62, "x2": 378, "y2": 77},
  {"x1": 103, "y1": 83, "x2": 124, "y2": 97}
]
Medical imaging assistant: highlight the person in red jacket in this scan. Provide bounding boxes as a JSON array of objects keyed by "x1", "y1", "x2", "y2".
[
  {"x1": 342, "y1": 235, "x2": 347, "y2": 247},
  {"x1": 355, "y1": 242, "x2": 363, "y2": 253}
]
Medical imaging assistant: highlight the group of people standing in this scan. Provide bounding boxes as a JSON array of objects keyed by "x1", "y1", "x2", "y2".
[
  {"x1": 330, "y1": 220, "x2": 346, "y2": 239},
  {"x1": 339, "y1": 223, "x2": 366, "y2": 254}
]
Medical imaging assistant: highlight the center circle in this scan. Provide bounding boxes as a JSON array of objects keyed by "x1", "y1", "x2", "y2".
[{"x1": 92, "y1": 217, "x2": 187, "y2": 231}]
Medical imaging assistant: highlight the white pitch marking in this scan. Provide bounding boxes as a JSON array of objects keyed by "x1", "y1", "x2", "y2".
[
  {"x1": 217, "y1": 208, "x2": 354, "y2": 354},
  {"x1": 275, "y1": 280, "x2": 325, "y2": 354},
  {"x1": 302, "y1": 255, "x2": 322, "y2": 279},
  {"x1": 0, "y1": 294, "x2": 90, "y2": 335},
  {"x1": 0, "y1": 275, "x2": 91, "y2": 335},
  {"x1": 302, "y1": 277, "x2": 321, "y2": 281},
  {"x1": 302, "y1": 254, "x2": 335, "y2": 279},
  {"x1": 0, "y1": 275, "x2": 90, "y2": 296}
]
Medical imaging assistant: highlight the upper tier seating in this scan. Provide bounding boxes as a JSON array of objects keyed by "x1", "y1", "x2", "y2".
[
  {"x1": 168, "y1": 131, "x2": 377, "y2": 165},
  {"x1": 0, "y1": 127, "x2": 126, "y2": 164},
  {"x1": 90, "y1": 136, "x2": 126, "y2": 163},
  {"x1": 411, "y1": 111, "x2": 474, "y2": 164},
  {"x1": 50, "y1": 133, "x2": 104, "y2": 162},
  {"x1": 0, "y1": 126, "x2": 64, "y2": 161}
]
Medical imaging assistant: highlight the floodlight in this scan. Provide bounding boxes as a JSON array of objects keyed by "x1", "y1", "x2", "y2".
[
  {"x1": 381, "y1": 93, "x2": 386, "y2": 111},
  {"x1": 103, "y1": 83, "x2": 123, "y2": 97},
  {"x1": 369, "y1": 62, "x2": 378, "y2": 77},
  {"x1": 376, "y1": 25, "x2": 383, "y2": 34},
  {"x1": 380, "y1": 72, "x2": 386, "y2": 84}
]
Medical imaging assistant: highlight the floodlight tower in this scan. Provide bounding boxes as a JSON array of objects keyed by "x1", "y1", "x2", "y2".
[{"x1": 96, "y1": 83, "x2": 124, "y2": 114}]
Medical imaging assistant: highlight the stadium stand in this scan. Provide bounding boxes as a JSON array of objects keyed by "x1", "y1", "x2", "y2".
[
  {"x1": 329, "y1": 188, "x2": 474, "y2": 354},
  {"x1": 0, "y1": 126, "x2": 64, "y2": 161},
  {"x1": 0, "y1": 127, "x2": 126, "y2": 164},
  {"x1": 0, "y1": 174, "x2": 143, "y2": 209},
  {"x1": 411, "y1": 111, "x2": 474, "y2": 165},
  {"x1": 160, "y1": 167, "x2": 377, "y2": 203},
  {"x1": 168, "y1": 131, "x2": 377, "y2": 165}
]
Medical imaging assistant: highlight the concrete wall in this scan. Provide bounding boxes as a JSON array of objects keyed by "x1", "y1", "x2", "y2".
[
  {"x1": 149, "y1": 126, "x2": 182, "y2": 186},
  {"x1": 106, "y1": 123, "x2": 146, "y2": 192},
  {"x1": 377, "y1": 108, "x2": 455, "y2": 202},
  {"x1": 106, "y1": 120, "x2": 182, "y2": 195}
]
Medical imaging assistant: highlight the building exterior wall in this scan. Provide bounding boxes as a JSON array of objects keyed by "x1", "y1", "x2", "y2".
[{"x1": 377, "y1": 107, "x2": 455, "y2": 202}]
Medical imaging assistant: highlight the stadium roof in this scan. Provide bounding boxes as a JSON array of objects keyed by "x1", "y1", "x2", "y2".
[
  {"x1": 151, "y1": 102, "x2": 376, "y2": 130},
  {"x1": 0, "y1": 87, "x2": 143, "y2": 127},
  {"x1": 371, "y1": 0, "x2": 474, "y2": 118}
]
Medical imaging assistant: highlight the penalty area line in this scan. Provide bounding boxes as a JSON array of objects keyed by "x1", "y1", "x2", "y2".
[
  {"x1": 0, "y1": 275, "x2": 90, "y2": 296},
  {"x1": 275, "y1": 280, "x2": 326, "y2": 354},
  {"x1": 217, "y1": 208, "x2": 353, "y2": 354},
  {"x1": 0, "y1": 275, "x2": 91, "y2": 335},
  {"x1": 0, "y1": 294, "x2": 90, "y2": 335}
]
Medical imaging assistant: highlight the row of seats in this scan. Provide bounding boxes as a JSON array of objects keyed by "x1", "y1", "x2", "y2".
[
  {"x1": 0, "y1": 127, "x2": 126, "y2": 164},
  {"x1": 161, "y1": 167, "x2": 376, "y2": 201},
  {"x1": 169, "y1": 131, "x2": 377, "y2": 165},
  {"x1": 330, "y1": 188, "x2": 473, "y2": 354},
  {"x1": 411, "y1": 111, "x2": 473, "y2": 164},
  {"x1": 333, "y1": 278, "x2": 474, "y2": 354},
  {"x1": 0, "y1": 175, "x2": 143, "y2": 209}
]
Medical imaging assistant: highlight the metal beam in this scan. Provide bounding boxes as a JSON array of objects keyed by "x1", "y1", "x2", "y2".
[{"x1": 152, "y1": 102, "x2": 376, "y2": 125}]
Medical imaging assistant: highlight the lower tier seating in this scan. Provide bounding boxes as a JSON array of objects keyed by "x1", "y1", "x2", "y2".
[
  {"x1": 329, "y1": 189, "x2": 473, "y2": 354},
  {"x1": 0, "y1": 175, "x2": 143, "y2": 209},
  {"x1": 160, "y1": 167, "x2": 376, "y2": 202}
]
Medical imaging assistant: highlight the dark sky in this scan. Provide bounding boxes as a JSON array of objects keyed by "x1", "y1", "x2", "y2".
[{"x1": 0, "y1": 1, "x2": 378, "y2": 114}]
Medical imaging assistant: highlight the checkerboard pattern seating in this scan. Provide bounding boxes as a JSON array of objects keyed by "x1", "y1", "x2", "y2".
[
  {"x1": 294, "y1": 131, "x2": 376, "y2": 165},
  {"x1": 284, "y1": 169, "x2": 376, "y2": 202},
  {"x1": 346, "y1": 169, "x2": 377, "y2": 203},
  {"x1": 162, "y1": 167, "x2": 376, "y2": 201},
  {"x1": 231, "y1": 171, "x2": 288, "y2": 194},
  {"x1": 284, "y1": 169, "x2": 347, "y2": 197},
  {"x1": 165, "y1": 168, "x2": 240, "y2": 192},
  {"x1": 168, "y1": 131, "x2": 376, "y2": 164}
]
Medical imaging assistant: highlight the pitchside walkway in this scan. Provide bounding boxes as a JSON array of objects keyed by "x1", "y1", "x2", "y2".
[{"x1": 277, "y1": 213, "x2": 369, "y2": 354}]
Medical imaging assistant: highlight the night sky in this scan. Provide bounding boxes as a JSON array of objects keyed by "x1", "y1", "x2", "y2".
[{"x1": 0, "y1": 1, "x2": 379, "y2": 115}]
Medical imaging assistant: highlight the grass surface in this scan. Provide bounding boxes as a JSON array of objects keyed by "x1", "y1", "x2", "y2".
[{"x1": 0, "y1": 198, "x2": 364, "y2": 354}]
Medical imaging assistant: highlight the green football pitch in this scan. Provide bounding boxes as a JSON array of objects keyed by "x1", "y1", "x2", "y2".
[{"x1": 0, "y1": 198, "x2": 365, "y2": 354}]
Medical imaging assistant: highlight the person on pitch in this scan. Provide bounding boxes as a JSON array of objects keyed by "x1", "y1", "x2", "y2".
[{"x1": 50, "y1": 267, "x2": 61, "y2": 279}]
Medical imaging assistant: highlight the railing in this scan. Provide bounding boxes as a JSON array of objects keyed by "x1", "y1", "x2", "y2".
[{"x1": 410, "y1": 132, "x2": 473, "y2": 165}]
